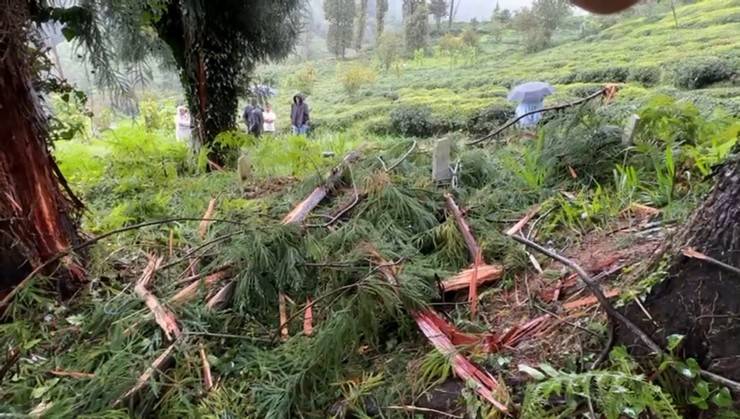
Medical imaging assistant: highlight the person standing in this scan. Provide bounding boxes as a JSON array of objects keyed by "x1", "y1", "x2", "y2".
[
  {"x1": 263, "y1": 103, "x2": 276, "y2": 135},
  {"x1": 290, "y1": 94, "x2": 310, "y2": 135},
  {"x1": 175, "y1": 105, "x2": 193, "y2": 146},
  {"x1": 245, "y1": 100, "x2": 264, "y2": 138}
]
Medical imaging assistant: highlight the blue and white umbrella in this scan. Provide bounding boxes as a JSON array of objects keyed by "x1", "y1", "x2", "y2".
[{"x1": 507, "y1": 81, "x2": 555, "y2": 103}]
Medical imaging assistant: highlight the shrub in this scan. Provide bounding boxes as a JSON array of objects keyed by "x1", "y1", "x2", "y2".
[
  {"x1": 628, "y1": 66, "x2": 662, "y2": 86},
  {"x1": 571, "y1": 66, "x2": 630, "y2": 83},
  {"x1": 466, "y1": 105, "x2": 513, "y2": 135},
  {"x1": 375, "y1": 32, "x2": 403, "y2": 73},
  {"x1": 286, "y1": 63, "x2": 317, "y2": 96},
  {"x1": 672, "y1": 57, "x2": 736, "y2": 89},
  {"x1": 461, "y1": 28, "x2": 480, "y2": 49},
  {"x1": 139, "y1": 96, "x2": 174, "y2": 132},
  {"x1": 337, "y1": 63, "x2": 377, "y2": 96},
  {"x1": 390, "y1": 105, "x2": 434, "y2": 137}
]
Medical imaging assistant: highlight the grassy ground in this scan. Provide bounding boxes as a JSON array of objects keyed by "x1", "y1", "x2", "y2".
[{"x1": 1, "y1": 1, "x2": 739, "y2": 417}]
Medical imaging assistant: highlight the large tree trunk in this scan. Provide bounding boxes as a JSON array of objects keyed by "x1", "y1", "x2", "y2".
[
  {"x1": 620, "y1": 155, "x2": 740, "y2": 381},
  {"x1": 0, "y1": 1, "x2": 84, "y2": 296},
  {"x1": 355, "y1": 0, "x2": 369, "y2": 50},
  {"x1": 154, "y1": 2, "x2": 240, "y2": 166},
  {"x1": 376, "y1": 0, "x2": 387, "y2": 39}
]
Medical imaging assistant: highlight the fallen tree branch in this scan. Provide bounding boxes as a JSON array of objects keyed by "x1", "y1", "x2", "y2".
[
  {"x1": 510, "y1": 234, "x2": 740, "y2": 392},
  {"x1": 444, "y1": 193, "x2": 480, "y2": 261},
  {"x1": 134, "y1": 256, "x2": 181, "y2": 341},
  {"x1": 113, "y1": 341, "x2": 178, "y2": 407},
  {"x1": 50, "y1": 370, "x2": 95, "y2": 379},
  {"x1": 170, "y1": 268, "x2": 231, "y2": 305},
  {"x1": 385, "y1": 140, "x2": 417, "y2": 172},
  {"x1": 505, "y1": 203, "x2": 542, "y2": 236},
  {"x1": 199, "y1": 344, "x2": 213, "y2": 392},
  {"x1": 198, "y1": 198, "x2": 217, "y2": 239},
  {"x1": 468, "y1": 88, "x2": 607, "y2": 146}
]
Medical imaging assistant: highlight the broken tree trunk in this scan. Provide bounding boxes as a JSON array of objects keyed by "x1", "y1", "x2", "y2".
[
  {"x1": 440, "y1": 264, "x2": 503, "y2": 293},
  {"x1": 0, "y1": 2, "x2": 84, "y2": 297},
  {"x1": 620, "y1": 155, "x2": 740, "y2": 383}
]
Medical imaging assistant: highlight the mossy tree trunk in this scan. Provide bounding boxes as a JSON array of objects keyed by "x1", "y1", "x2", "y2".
[
  {"x1": 621, "y1": 154, "x2": 740, "y2": 382},
  {"x1": 0, "y1": 1, "x2": 84, "y2": 294}
]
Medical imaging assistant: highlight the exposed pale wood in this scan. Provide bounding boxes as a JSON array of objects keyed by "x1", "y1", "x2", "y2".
[
  {"x1": 444, "y1": 193, "x2": 480, "y2": 261},
  {"x1": 113, "y1": 342, "x2": 177, "y2": 406},
  {"x1": 170, "y1": 268, "x2": 231, "y2": 305},
  {"x1": 134, "y1": 256, "x2": 181, "y2": 341},
  {"x1": 303, "y1": 296, "x2": 314, "y2": 336},
  {"x1": 199, "y1": 344, "x2": 213, "y2": 392},
  {"x1": 505, "y1": 204, "x2": 542, "y2": 236},
  {"x1": 469, "y1": 250, "x2": 482, "y2": 319},
  {"x1": 205, "y1": 281, "x2": 234, "y2": 310},
  {"x1": 278, "y1": 293, "x2": 289, "y2": 341},
  {"x1": 50, "y1": 370, "x2": 95, "y2": 379},
  {"x1": 199, "y1": 198, "x2": 217, "y2": 239},
  {"x1": 563, "y1": 288, "x2": 620, "y2": 310},
  {"x1": 440, "y1": 264, "x2": 503, "y2": 292}
]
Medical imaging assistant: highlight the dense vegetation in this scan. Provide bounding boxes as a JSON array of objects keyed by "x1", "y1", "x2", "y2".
[{"x1": 1, "y1": 0, "x2": 738, "y2": 417}]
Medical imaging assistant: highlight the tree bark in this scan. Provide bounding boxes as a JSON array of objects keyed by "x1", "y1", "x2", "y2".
[
  {"x1": 376, "y1": 0, "x2": 387, "y2": 39},
  {"x1": 448, "y1": 0, "x2": 455, "y2": 29},
  {"x1": 154, "y1": 2, "x2": 241, "y2": 166},
  {"x1": 355, "y1": 0, "x2": 369, "y2": 50},
  {"x1": 0, "y1": 1, "x2": 84, "y2": 295},
  {"x1": 620, "y1": 155, "x2": 740, "y2": 382}
]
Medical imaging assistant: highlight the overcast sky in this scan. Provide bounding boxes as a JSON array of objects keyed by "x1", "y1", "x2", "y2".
[{"x1": 450, "y1": 0, "x2": 534, "y2": 20}]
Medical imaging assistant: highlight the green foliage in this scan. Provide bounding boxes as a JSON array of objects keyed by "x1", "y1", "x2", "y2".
[
  {"x1": 49, "y1": 91, "x2": 92, "y2": 141},
  {"x1": 466, "y1": 105, "x2": 514, "y2": 135},
  {"x1": 285, "y1": 63, "x2": 318, "y2": 96},
  {"x1": 522, "y1": 347, "x2": 680, "y2": 418},
  {"x1": 138, "y1": 95, "x2": 175, "y2": 132},
  {"x1": 404, "y1": 1, "x2": 429, "y2": 54},
  {"x1": 325, "y1": 0, "x2": 356, "y2": 58},
  {"x1": 375, "y1": 32, "x2": 402, "y2": 73},
  {"x1": 461, "y1": 28, "x2": 480, "y2": 49},
  {"x1": 428, "y1": 0, "x2": 448, "y2": 31},
  {"x1": 672, "y1": 57, "x2": 737, "y2": 89},
  {"x1": 389, "y1": 105, "x2": 434, "y2": 137},
  {"x1": 628, "y1": 65, "x2": 663, "y2": 86},
  {"x1": 514, "y1": 0, "x2": 571, "y2": 51},
  {"x1": 337, "y1": 63, "x2": 377, "y2": 96}
]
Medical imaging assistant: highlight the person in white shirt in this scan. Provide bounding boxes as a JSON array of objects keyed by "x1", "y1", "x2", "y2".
[
  {"x1": 263, "y1": 103, "x2": 276, "y2": 135},
  {"x1": 175, "y1": 105, "x2": 192, "y2": 142}
]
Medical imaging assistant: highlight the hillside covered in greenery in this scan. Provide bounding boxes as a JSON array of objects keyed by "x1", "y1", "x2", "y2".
[{"x1": 1, "y1": 0, "x2": 739, "y2": 418}]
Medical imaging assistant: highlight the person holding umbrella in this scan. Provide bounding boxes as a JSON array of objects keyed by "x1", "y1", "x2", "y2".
[{"x1": 507, "y1": 81, "x2": 555, "y2": 128}]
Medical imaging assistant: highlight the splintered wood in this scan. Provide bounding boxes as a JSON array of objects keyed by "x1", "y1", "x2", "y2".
[
  {"x1": 134, "y1": 256, "x2": 181, "y2": 341},
  {"x1": 370, "y1": 250, "x2": 508, "y2": 413},
  {"x1": 113, "y1": 342, "x2": 177, "y2": 406},
  {"x1": 440, "y1": 264, "x2": 503, "y2": 292},
  {"x1": 198, "y1": 197, "x2": 217, "y2": 239},
  {"x1": 170, "y1": 268, "x2": 231, "y2": 305}
]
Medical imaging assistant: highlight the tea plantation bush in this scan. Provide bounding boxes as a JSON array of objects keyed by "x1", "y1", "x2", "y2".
[
  {"x1": 390, "y1": 105, "x2": 434, "y2": 137},
  {"x1": 466, "y1": 105, "x2": 513, "y2": 135},
  {"x1": 672, "y1": 57, "x2": 736, "y2": 89},
  {"x1": 628, "y1": 66, "x2": 662, "y2": 86}
]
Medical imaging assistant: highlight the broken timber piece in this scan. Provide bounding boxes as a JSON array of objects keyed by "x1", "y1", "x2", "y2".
[
  {"x1": 432, "y1": 138, "x2": 452, "y2": 183},
  {"x1": 444, "y1": 192, "x2": 480, "y2": 261},
  {"x1": 282, "y1": 150, "x2": 361, "y2": 225},
  {"x1": 199, "y1": 344, "x2": 213, "y2": 392},
  {"x1": 198, "y1": 198, "x2": 217, "y2": 239},
  {"x1": 134, "y1": 256, "x2": 181, "y2": 341},
  {"x1": 622, "y1": 114, "x2": 640, "y2": 146},
  {"x1": 369, "y1": 251, "x2": 508, "y2": 412},
  {"x1": 505, "y1": 203, "x2": 541, "y2": 236},
  {"x1": 113, "y1": 341, "x2": 177, "y2": 407},
  {"x1": 440, "y1": 264, "x2": 503, "y2": 292},
  {"x1": 170, "y1": 268, "x2": 231, "y2": 305}
]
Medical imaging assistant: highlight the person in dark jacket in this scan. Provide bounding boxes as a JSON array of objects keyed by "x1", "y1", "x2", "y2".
[
  {"x1": 290, "y1": 94, "x2": 310, "y2": 135},
  {"x1": 244, "y1": 100, "x2": 263, "y2": 137}
]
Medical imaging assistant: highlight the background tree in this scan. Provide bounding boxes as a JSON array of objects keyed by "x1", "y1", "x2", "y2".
[
  {"x1": 376, "y1": 0, "x2": 388, "y2": 39},
  {"x1": 428, "y1": 0, "x2": 448, "y2": 32},
  {"x1": 355, "y1": 0, "x2": 369, "y2": 50},
  {"x1": 404, "y1": 0, "x2": 429, "y2": 54},
  {"x1": 513, "y1": 0, "x2": 570, "y2": 51},
  {"x1": 325, "y1": 0, "x2": 356, "y2": 58},
  {"x1": 375, "y1": 31, "x2": 402, "y2": 72}
]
